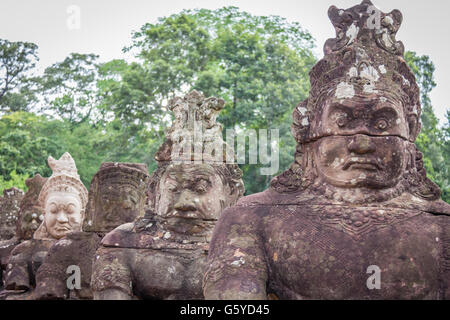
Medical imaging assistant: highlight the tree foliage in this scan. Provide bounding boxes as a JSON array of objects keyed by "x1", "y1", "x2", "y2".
[
  {"x1": 0, "y1": 39, "x2": 39, "y2": 113},
  {"x1": 405, "y1": 51, "x2": 449, "y2": 202}
]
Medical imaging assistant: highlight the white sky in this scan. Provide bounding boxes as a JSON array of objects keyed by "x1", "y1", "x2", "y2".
[{"x1": 0, "y1": 0, "x2": 448, "y2": 124}]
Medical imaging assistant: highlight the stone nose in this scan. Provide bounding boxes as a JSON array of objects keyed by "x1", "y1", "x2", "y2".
[
  {"x1": 347, "y1": 134, "x2": 376, "y2": 154},
  {"x1": 174, "y1": 191, "x2": 197, "y2": 211},
  {"x1": 56, "y1": 211, "x2": 69, "y2": 223}
]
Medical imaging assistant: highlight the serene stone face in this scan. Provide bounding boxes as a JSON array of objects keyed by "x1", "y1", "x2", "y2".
[
  {"x1": 157, "y1": 163, "x2": 227, "y2": 234},
  {"x1": 44, "y1": 192, "x2": 82, "y2": 239},
  {"x1": 313, "y1": 93, "x2": 408, "y2": 189}
]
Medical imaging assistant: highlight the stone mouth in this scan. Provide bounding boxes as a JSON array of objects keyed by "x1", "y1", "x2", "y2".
[{"x1": 342, "y1": 157, "x2": 383, "y2": 171}]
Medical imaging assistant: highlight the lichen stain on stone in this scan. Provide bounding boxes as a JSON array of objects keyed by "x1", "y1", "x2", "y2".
[
  {"x1": 346, "y1": 23, "x2": 359, "y2": 44},
  {"x1": 335, "y1": 82, "x2": 355, "y2": 99},
  {"x1": 233, "y1": 248, "x2": 246, "y2": 258}
]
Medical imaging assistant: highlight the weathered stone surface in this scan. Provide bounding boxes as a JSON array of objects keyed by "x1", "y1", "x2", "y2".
[
  {"x1": 0, "y1": 175, "x2": 46, "y2": 292},
  {"x1": 0, "y1": 238, "x2": 19, "y2": 293},
  {"x1": 0, "y1": 188, "x2": 24, "y2": 241},
  {"x1": 34, "y1": 162, "x2": 149, "y2": 300},
  {"x1": 83, "y1": 162, "x2": 149, "y2": 233},
  {"x1": 203, "y1": 0, "x2": 450, "y2": 300},
  {"x1": 1, "y1": 239, "x2": 54, "y2": 300},
  {"x1": 0, "y1": 187, "x2": 24, "y2": 290},
  {"x1": 92, "y1": 91, "x2": 244, "y2": 300},
  {"x1": 17, "y1": 174, "x2": 47, "y2": 240},
  {"x1": 34, "y1": 232, "x2": 102, "y2": 300},
  {"x1": 1, "y1": 153, "x2": 87, "y2": 299}
]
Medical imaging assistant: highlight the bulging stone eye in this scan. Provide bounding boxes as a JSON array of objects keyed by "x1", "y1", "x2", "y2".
[
  {"x1": 376, "y1": 119, "x2": 389, "y2": 130},
  {"x1": 336, "y1": 116, "x2": 347, "y2": 127}
]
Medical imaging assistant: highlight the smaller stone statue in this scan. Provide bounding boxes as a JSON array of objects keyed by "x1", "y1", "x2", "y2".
[
  {"x1": 0, "y1": 187, "x2": 24, "y2": 290},
  {"x1": 91, "y1": 91, "x2": 244, "y2": 299},
  {"x1": 34, "y1": 162, "x2": 149, "y2": 299},
  {"x1": 1, "y1": 175, "x2": 46, "y2": 291},
  {"x1": 17, "y1": 174, "x2": 48, "y2": 241},
  {"x1": 0, "y1": 188, "x2": 24, "y2": 242},
  {"x1": 1, "y1": 153, "x2": 87, "y2": 299}
]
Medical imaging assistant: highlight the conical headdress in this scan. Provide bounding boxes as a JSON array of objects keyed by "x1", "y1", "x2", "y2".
[{"x1": 37, "y1": 152, "x2": 88, "y2": 210}]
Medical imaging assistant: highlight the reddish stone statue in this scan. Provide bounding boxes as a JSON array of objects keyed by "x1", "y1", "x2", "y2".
[
  {"x1": 0, "y1": 187, "x2": 24, "y2": 290},
  {"x1": 203, "y1": 0, "x2": 450, "y2": 300},
  {"x1": 34, "y1": 162, "x2": 149, "y2": 299},
  {"x1": 91, "y1": 91, "x2": 244, "y2": 299},
  {"x1": 17, "y1": 174, "x2": 48, "y2": 241},
  {"x1": 2, "y1": 153, "x2": 87, "y2": 299},
  {"x1": 0, "y1": 188, "x2": 24, "y2": 242},
  {"x1": 1, "y1": 175, "x2": 47, "y2": 292}
]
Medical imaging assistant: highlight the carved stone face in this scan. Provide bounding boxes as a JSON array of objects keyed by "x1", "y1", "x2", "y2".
[
  {"x1": 44, "y1": 192, "x2": 83, "y2": 239},
  {"x1": 20, "y1": 211, "x2": 42, "y2": 240},
  {"x1": 313, "y1": 94, "x2": 408, "y2": 188},
  {"x1": 157, "y1": 163, "x2": 227, "y2": 232},
  {"x1": 97, "y1": 184, "x2": 140, "y2": 230}
]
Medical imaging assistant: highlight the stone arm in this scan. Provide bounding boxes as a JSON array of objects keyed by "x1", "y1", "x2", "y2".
[
  {"x1": 34, "y1": 232, "x2": 102, "y2": 300},
  {"x1": 203, "y1": 206, "x2": 268, "y2": 300},
  {"x1": 91, "y1": 246, "x2": 133, "y2": 300},
  {"x1": 34, "y1": 250, "x2": 67, "y2": 299}
]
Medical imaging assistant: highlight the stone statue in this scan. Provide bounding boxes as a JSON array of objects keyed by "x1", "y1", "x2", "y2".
[
  {"x1": 34, "y1": 162, "x2": 149, "y2": 299},
  {"x1": 0, "y1": 187, "x2": 24, "y2": 290},
  {"x1": 17, "y1": 175, "x2": 48, "y2": 241},
  {"x1": 91, "y1": 91, "x2": 244, "y2": 299},
  {"x1": 0, "y1": 175, "x2": 46, "y2": 291},
  {"x1": 2, "y1": 153, "x2": 87, "y2": 299},
  {"x1": 0, "y1": 188, "x2": 24, "y2": 242},
  {"x1": 203, "y1": 0, "x2": 450, "y2": 300}
]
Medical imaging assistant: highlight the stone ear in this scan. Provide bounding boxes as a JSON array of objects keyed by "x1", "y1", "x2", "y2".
[
  {"x1": 291, "y1": 100, "x2": 310, "y2": 144},
  {"x1": 407, "y1": 113, "x2": 420, "y2": 141},
  {"x1": 228, "y1": 184, "x2": 242, "y2": 206}
]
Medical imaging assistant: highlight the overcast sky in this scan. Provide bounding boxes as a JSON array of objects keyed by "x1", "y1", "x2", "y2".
[{"x1": 1, "y1": 0, "x2": 448, "y2": 124}]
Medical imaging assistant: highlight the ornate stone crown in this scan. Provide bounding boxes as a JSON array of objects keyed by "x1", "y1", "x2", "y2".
[
  {"x1": 292, "y1": 0, "x2": 421, "y2": 144},
  {"x1": 37, "y1": 152, "x2": 88, "y2": 210},
  {"x1": 155, "y1": 90, "x2": 235, "y2": 163}
]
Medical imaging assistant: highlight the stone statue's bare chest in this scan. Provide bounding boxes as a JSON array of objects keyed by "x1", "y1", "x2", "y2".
[
  {"x1": 263, "y1": 206, "x2": 443, "y2": 299},
  {"x1": 130, "y1": 248, "x2": 207, "y2": 299}
]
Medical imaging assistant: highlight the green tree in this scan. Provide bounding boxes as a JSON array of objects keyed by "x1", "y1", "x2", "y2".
[
  {"x1": 405, "y1": 51, "x2": 449, "y2": 202},
  {"x1": 0, "y1": 39, "x2": 39, "y2": 113},
  {"x1": 0, "y1": 169, "x2": 29, "y2": 192},
  {"x1": 39, "y1": 53, "x2": 100, "y2": 126},
  {"x1": 124, "y1": 6, "x2": 316, "y2": 194},
  {"x1": 0, "y1": 112, "x2": 64, "y2": 180}
]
